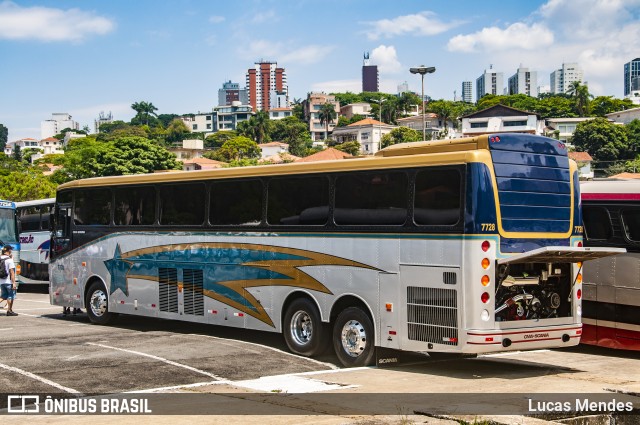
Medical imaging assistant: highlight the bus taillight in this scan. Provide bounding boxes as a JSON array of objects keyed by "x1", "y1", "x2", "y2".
[
  {"x1": 481, "y1": 258, "x2": 490, "y2": 269},
  {"x1": 15, "y1": 264, "x2": 20, "y2": 275},
  {"x1": 482, "y1": 241, "x2": 490, "y2": 252},
  {"x1": 576, "y1": 273, "x2": 582, "y2": 284},
  {"x1": 481, "y1": 292, "x2": 490, "y2": 303},
  {"x1": 576, "y1": 289, "x2": 582, "y2": 300},
  {"x1": 481, "y1": 275, "x2": 490, "y2": 286}
]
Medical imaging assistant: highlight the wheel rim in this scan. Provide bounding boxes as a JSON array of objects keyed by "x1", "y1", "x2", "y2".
[
  {"x1": 340, "y1": 319, "x2": 367, "y2": 357},
  {"x1": 89, "y1": 289, "x2": 107, "y2": 318},
  {"x1": 290, "y1": 310, "x2": 313, "y2": 346}
]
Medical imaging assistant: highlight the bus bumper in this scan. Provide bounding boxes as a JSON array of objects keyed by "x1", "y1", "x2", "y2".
[{"x1": 463, "y1": 324, "x2": 582, "y2": 352}]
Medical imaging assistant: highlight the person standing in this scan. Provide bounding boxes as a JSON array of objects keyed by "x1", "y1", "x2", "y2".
[{"x1": 0, "y1": 245, "x2": 17, "y2": 316}]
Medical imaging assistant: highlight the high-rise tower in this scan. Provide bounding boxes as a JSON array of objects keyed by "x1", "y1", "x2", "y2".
[
  {"x1": 362, "y1": 52, "x2": 379, "y2": 92},
  {"x1": 246, "y1": 61, "x2": 288, "y2": 111}
]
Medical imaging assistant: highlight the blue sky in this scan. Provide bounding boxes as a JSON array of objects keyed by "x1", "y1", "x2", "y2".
[{"x1": 1, "y1": 0, "x2": 640, "y2": 141}]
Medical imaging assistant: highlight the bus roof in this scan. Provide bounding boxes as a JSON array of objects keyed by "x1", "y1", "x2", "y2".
[
  {"x1": 581, "y1": 179, "x2": 640, "y2": 201},
  {"x1": 57, "y1": 138, "x2": 493, "y2": 190},
  {"x1": 15, "y1": 198, "x2": 56, "y2": 208}
]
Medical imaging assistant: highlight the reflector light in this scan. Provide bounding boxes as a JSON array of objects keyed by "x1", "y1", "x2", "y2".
[
  {"x1": 120, "y1": 300, "x2": 125, "y2": 304},
  {"x1": 576, "y1": 289, "x2": 582, "y2": 300},
  {"x1": 576, "y1": 330, "x2": 582, "y2": 335},
  {"x1": 389, "y1": 330, "x2": 397, "y2": 335},
  {"x1": 495, "y1": 136, "x2": 500, "y2": 142},
  {"x1": 385, "y1": 303, "x2": 393, "y2": 312},
  {"x1": 482, "y1": 258, "x2": 490, "y2": 269},
  {"x1": 16, "y1": 265, "x2": 21, "y2": 274},
  {"x1": 481, "y1": 241, "x2": 490, "y2": 252},
  {"x1": 73, "y1": 278, "x2": 77, "y2": 285},
  {"x1": 576, "y1": 273, "x2": 582, "y2": 284},
  {"x1": 82, "y1": 262, "x2": 86, "y2": 267},
  {"x1": 486, "y1": 337, "x2": 493, "y2": 342},
  {"x1": 577, "y1": 262, "x2": 582, "y2": 268},
  {"x1": 481, "y1": 275, "x2": 490, "y2": 286},
  {"x1": 151, "y1": 304, "x2": 156, "y2": 308},
  {"x1": 234, "y1": 312, "x2": 244, "y2": 317},
  {"x1": 577, "y1": 241, "x2": 583, "y2": 247},
  {"x1": 481, "y1": 292, "x2": 490, "y2": 303}
]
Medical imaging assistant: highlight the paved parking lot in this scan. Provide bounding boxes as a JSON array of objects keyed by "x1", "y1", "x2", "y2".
[{"x1": 4, "y1": 290, "x2": 640, "y2": 424}]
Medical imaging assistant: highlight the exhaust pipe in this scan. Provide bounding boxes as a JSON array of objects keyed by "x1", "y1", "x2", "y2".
[
  {"x1": 502, "y1": 338, "x2": 512, "y2": 348},
  {"x1": 562, "y1": 334, "x2": 570, "y2": 343}
]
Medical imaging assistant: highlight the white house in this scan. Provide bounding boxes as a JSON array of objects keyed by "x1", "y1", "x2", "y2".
[
  {"x1": 4, "y1": 138, "x2": 39, "y2": 156},
  {"x1": 169, "y1": 139, "x2": 205, "y2": 161},
  {"x1": 606, "y1": 107, "x2": 640, "y2": 124},
  {"x1": 41, "y1": 113, "x2": 79, "y2": 139},
  {"x1": 181, "y1": 113, "x2": 215, "y2": 134},
  {"x1": 258, "y1": 142, "x2": 289, "y2": 159},
  {"x1": 340, "y1": 103, "x2": 372, "y2": 120},
  {"x1": 545, "y1": 117, "x2": 596, "y2": 143},
  {"x1": 460, "y1": 104, "x2": 543, "y2": 136},
  {"x1": 39, "y1": 137, "x2": 64, "y2": 155},
  {"x1": 396, "y1": 114, "x2": 458, "y2": 140},
  {"x1": 568, "y1": 151, "x2": 594, "y2": 180},
  {"x1": 268, "y1": 108, "x2": 293, "y2": 120},
  {"x1": 331, "y1": 118, "x2": 396, "y2": 155}
]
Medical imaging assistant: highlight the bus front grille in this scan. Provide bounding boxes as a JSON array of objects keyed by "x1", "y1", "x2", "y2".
[
  {"x1": 158, "y1": 267, "x2": 178, "y2": 313},
  {"x1": 183, "y1": 269, "x2": 204, "y2": 316},
  {"x1": 407, "y1": 287, "x2": 458, "y2": 345}
]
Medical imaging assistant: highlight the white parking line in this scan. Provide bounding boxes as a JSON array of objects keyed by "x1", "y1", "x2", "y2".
[
  {"x1": 15, "y1": 307, "x2": 61, "y2": 311},
  {"x1": 85, "y1": 342, "x2": 231, "y2": 383},
  {"x1": 0, "y1": 361, "x2": 81, "y2": 394},
  {"x1": 190, "y1": 334, "x2": 339, "y2": 370},
  {"x1": 125, "y1": 380, "x2": 227, "y2": 393},
  {"x1": 479, "y1": 349, "x2": 550, "y2": 358}
]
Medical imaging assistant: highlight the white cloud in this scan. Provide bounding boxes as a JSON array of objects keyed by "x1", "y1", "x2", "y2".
[
  {"x1": 447, "y1": 22, "x2": 553, "y2": 52},
  {"x1": 0, "y1": 1, "x2": 115, "y2": 42},
  {"x1": 370, "y1": 45, "x2": 402, "y2": 74},
  {"x1": 240, "y1": 40, "x2": 334, "y2": 65},
  {"x1": 311, "y1": 79, "x2": 360, "y2": 94},
  {"x1": 251, "y1": 10, "x2": 276, "y2": 24},
  {"x1": 363, "y1": 11, "x2": 462, "y2": 40},
  {"x1": 208, "y1": 15, "x2": 225, "y2": 24}
]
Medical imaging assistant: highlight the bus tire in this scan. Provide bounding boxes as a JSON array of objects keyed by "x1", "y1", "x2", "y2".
[
  {"x1": 333, "y1": 307, "x2": 375, "y2": 367},
  {"x1": 85, "y1": 281, "x2": 117, "y2": 325},
  {"x1": 283, "y1": 298, "x2": 327, "y2": 357}
]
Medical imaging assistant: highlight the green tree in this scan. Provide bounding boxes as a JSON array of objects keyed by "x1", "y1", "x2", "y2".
[
  {"x1": 21, "y1": 148, "x2": 42, "y2": 163},
  {"x1": 571, "y1": 118, "x2": 630, "y2": 167},
  {"x1": 207, "y1": 136, "x2": 260, "y2": 162},
  {"x1": 131, "y1": 101, "x2": 159, "y2": 126},
  {"x1": 205, "y1": 131, "x2": 237, "y2": 149},
  {"x1": 12, "y1": 145, "x2": 21, "y2": 162},
  {"x1": 236, "y1": 119, "x2": 256, "y2": 140},
  {"x1": 0, "y1": 169, "x2": 57, "y2": 201},
  {"x1": 268, "y1": 117, "x2": 312, "y2": 157},
  {"x1": 428, "y1": 100, "x2": 455, "y2": 134},
  {"x1": 380, "y1": 127, "x2": 422, "y2": 149},
  {"x1": 590, "y1": 96, "x2": 636, "y2": 117},
  {"x1": 157, "y1": 114, "x2": 180, "y2": 128},
  {"x1": 165, "y1": 119, "x2": 190, "y2": 144},
  {"x1": 331, "y1": 92, "x2": 363, "y2": 106},
  {"x1": 625, "y1": 119, "x2": 640, "y2": 160},
  {"x1": 536, "y1": 96, "x2": 576, "y2": 119},
  {"x1": 0, "y1": 124, "x2": 8, "y2": 151},
  {"x1": 252, "y1": 110, "x2": 271, "y2": 145},
  {"x1": 334, "y1": 141, "x2": 360, "y2": 156},
  {"x1": 567, "y1": 81, "x2": 592, "y2": 116},
  {"x1": 396, "y1": 92, "x2": 421, "y2": 117},
  {"x1": 318, "y1": 102, "x2": 337, "y2": 140},
  {"x1": 53, "y1": 127, "x2": 86, "y2": 139}
]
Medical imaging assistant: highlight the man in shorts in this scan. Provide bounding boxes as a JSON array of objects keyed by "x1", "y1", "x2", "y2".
[{"x1": 0, "y1": 245, "x2": 18, "y2": 316}]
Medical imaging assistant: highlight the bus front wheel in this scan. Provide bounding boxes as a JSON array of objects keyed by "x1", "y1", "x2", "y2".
[
  {"x1": 85, "y1": 281, "x2": 117, "y2": 325},
  {"x1": 283, "y1": 298, "x2": 327, "y2": 357},
  {"x1": 333, "y1": 307, "x2": 375, "y2": 367}
]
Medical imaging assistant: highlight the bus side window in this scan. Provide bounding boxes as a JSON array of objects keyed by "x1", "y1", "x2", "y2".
[
  {"x1": 621, "y1": 207, "x2": 640, "y2": 243},
  {"x1": 582, "y1": 206, "x2": 612, "y2": 241}
]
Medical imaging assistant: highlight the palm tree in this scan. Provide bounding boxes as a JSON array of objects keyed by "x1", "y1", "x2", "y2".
[
  {"x1": 567, "y1": 81, "x2": 592, "y2": 116},
  {"x1": 131, "y1": 101, "x2": 159, "y2": 125},
  {"x1": 318, "y1": 102, "x2": 337, "y2": 140},
  {"x1": 429, "y1": 100, "x2": 455, "y2": 137},
  {"x1": 252, "y1": 110, "x2": 271, "y2": 145}
]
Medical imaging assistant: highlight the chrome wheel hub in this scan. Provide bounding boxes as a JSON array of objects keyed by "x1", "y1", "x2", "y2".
[
  {"x1": 290, "y1": 310, "x2": 313, "y2": 345},
  {"x1": 340, "y1": 320, "x2": 367, "y2": 357},
  {"x1": 89, "y1": 290, "x2": 107, "y2": 317}
]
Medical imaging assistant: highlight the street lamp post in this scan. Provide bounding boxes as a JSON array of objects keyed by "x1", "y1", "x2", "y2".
[
  {"x1": 410, "y1": 66, "x2": 436, "y2": 141},
  {"x1": 372, "y1": 98, "x2": 386, "y2": 153}
]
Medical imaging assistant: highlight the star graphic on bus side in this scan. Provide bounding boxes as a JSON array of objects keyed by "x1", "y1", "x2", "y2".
[{"x1": 104, "y1": 244, "x2": 133, "y2": 296}]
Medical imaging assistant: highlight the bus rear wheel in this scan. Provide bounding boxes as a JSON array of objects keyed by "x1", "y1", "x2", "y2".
[
  {"x1": 85, "y1": 281, "x2": 117, "y2": 325},
  {"x1": 283, "y1": 298, "x2": 327, "y2": 357},
  {"x1": 333, "y1": 307, "x2": 375, "y2": 367}
]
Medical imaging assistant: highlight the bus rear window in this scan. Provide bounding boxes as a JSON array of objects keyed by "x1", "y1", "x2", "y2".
[
  {"x1": 19, "y1": 207, "x2": 41, "y2": 231},
  {"x1": 414, "y1": 169, "x2": 461, "y2": 226},
  {"x1": 335, "y1": 171, "x2": 408, "y2": 225},
  {"x1": 582, "y1": 206, "x2": 612, "y2": 241},
  {"x1": 621, "y1": 208, "x2": 640, "y2": 242}
]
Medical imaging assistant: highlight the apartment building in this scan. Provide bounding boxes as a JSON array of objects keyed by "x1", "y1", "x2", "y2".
[
  {"x1": 302, "y1": 93, "x2": 340, "y2": 142},
  {"x1": 550, "y1": 63, "x2": 584, "y2": 94}
]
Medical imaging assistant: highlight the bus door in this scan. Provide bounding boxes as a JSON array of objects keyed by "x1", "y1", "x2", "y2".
[{"x1": 50, "y1": 203, "x2": 79, "y2": 307}]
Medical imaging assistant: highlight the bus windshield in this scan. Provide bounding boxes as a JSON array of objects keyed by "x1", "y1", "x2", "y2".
[{"x1": 0, "y1": 207, "x2": 17, "y2": 244}]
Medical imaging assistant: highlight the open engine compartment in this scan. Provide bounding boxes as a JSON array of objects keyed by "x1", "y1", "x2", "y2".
[{"x1": 495, "y1": 262, "x2": 573, "y2": 322}]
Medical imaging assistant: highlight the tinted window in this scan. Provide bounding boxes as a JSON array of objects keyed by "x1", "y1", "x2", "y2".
[
  {"x1": 582, "y1": 206, "x2": 612, "y2": 241},
  {"x1": 210, "y1": 180, "x2": 262, "y2": 226},
  {"x1": 19, "y1": 206, "x2": 41, "y2": 231},
  {"x1": 267, "y1": 176, "x2": 329, "y2": 225},
  {"x1": 74, "y1": 189, "x2": 112, "y2": 225},
  {"x1": 115, "y1": 186, "x2": 156, "y2": 226},
  {"x1": 621, "y1": 208, "x2": 640, "y2": 242},
  {"x1": 414, "y1": 169, "x2": 461, "y2": 225},
  {"x1": 160, "y1": 183, "x2": 205, "y2": 225},
  {"x1": 40, "y1": 204, "x2": 51, "y2": 230},
  {"x1": 57, "y1": 191, "x2": 72, "y2": 204},
  {"x1": 335, "y1": 171, "x2": 408, "y2": 225}
]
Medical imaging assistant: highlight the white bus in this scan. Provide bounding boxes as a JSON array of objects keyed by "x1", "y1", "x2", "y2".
[
  {"x1": 16, "y1": 198, "x2": 55, "y2": 285},
  {"x1": 49, "y1": 134, "x2": 622, "y2": 367}
]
